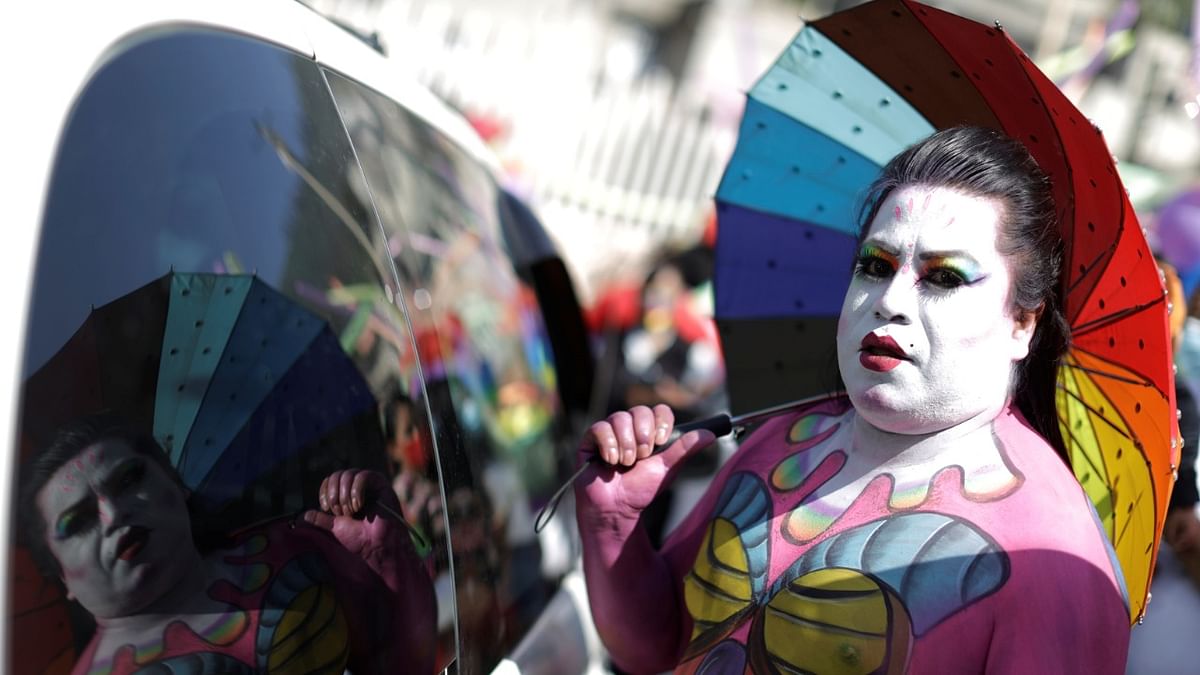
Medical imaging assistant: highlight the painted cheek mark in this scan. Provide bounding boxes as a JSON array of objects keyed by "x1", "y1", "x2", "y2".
[
  {"x1": 97, "y1": 500, "x2": 112, "y2": 526},
  {"x1": 922, "y1": 192, "x2": 932, "y2": 211},
  {"x1": 893, "y1": 204, "x2": 902, "y2": 219}
]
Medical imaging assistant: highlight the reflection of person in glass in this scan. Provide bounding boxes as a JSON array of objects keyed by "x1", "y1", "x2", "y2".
[
  {"x1": 385, "y1": 390, "x2": 444, "y2": 556},
  {"x1": 575, "y1": 128, "x2": 1130, "y2": 672},
  {"x1": 21, "y1": 415, "x2": 435, "y2": 675}
]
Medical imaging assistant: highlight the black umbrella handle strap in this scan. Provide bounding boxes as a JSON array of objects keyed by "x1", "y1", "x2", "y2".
[
  {"x1": 376, "y1": 502, "x2": 433, "y2": 554},
  {"x1": 533, "y1": 413, "x2": 733, "y2": 534}
]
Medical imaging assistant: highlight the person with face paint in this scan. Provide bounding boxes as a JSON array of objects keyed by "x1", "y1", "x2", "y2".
[
  {"x1": 574, "y1": 127, "x2": 1130, "y2": 674},
  {"x1": 20, "y1": 414, "x2": 436, "y2": 675}
]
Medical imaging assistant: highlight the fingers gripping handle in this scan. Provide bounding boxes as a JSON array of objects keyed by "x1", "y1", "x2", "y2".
[{"x1": 533, "y1": 413, "x2": 733, "y2": 533}]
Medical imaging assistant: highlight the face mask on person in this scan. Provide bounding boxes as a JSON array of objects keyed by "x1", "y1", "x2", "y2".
[{"x1": 835, "y1": 185, "x2": 1037, "y2": 435}]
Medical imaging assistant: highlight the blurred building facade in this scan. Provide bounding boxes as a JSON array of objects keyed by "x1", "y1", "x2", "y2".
[{"x1": 308, "y1": 0, "x2": 1200, "y2": 299}]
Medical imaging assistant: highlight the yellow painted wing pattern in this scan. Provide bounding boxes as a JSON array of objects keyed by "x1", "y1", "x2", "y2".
[
  {"x1": 685, "y1": 517, "x2": 756, "y2": 640},
  {"x1": 756, "y1": 568, "x2": 910, "y2": 675}
]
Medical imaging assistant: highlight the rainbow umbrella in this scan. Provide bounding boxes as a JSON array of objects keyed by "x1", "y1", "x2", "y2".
[
  {"x1": 15, "y1": 272, "x2": 384, "y2": 670},
  {"x1": 713, "y1": 0, "x2": 1178, "y2": 623}
]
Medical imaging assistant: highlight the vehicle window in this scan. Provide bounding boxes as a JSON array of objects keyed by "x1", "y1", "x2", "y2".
[
  {"x1": 14, "y1": 30, "x2": 444, "y2": 674},
  {"x1": 326, "y1": 71, "x2": 569, "y2": 673}
]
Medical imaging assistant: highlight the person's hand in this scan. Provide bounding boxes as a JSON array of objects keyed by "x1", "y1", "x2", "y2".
[
  {"x1": 1165, "y1": 508, "x2": 1200, "y2": 554},
  {"x1": 306, "y1": 470, "x2": 437, "y2": 673},
  {"x1": 304, "y1": 469, "x2": 406, "y2": 563},
  {"x1": 575, "y1": 404, "x2": 714, "y2": 525}
]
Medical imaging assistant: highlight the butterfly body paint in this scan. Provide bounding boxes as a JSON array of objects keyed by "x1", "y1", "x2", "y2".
[{"x1": 676, "y1": 396, "x2": 1127, "y2": 674}]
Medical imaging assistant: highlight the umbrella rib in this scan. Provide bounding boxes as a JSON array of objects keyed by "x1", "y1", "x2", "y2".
[
  {"x1": 1064, "y1": 247, "x2": 1116, "y2": 297},
  {"x1": 1058, "y1": 414, "x2": 1107, "y2": 480},
  {"x1": 1058, "y1": 366, "x2": 1110, "y2": 482},
  {"x1": 177, "y1": 439, "x2": 193, "y2": 480},
  {"x1": 993, "y1": 34, "x2": 1085, "y2": 287},
  {"x1": 993, "y1": 26, "x2": 1130, "y2": 314},
  {"x1": 1062, "y1": 359, "x2": 1151, "y2": 387},
  {"x1": 1070, "y1": 297, "x2": 1165, "y2": 336},
  {"x1": 1054, "y1": 383, "x2": 1133, "y2": 441},
  {"x1": 1114, "y1": 487, "x2": 1146, "y2": 546},
  {"x1": 1069, "y1": 341, "x2": 1169, "y2": 393}
]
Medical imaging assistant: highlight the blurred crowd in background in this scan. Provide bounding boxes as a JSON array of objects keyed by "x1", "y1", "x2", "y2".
[{"x1": 310, "y1": 0, "x2": 1200, "y2": 670}]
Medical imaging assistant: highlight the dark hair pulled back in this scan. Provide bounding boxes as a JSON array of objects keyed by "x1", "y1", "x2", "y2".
[{"x1": 858, "y1": 126, "x2": 1069, "y2": 459}]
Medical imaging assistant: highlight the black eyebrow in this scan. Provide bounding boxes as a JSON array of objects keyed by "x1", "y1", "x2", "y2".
[{"x1": 98, "y1": 457, "x2": 143, "y2": 494}]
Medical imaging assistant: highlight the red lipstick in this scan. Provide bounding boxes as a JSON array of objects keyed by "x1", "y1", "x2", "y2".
[
  {"x1": 116, "y1": 526, "x2": 149, "y2": 562},
  {"x1": 859, "y1": 334, "x2": 908, "y2": 372}
]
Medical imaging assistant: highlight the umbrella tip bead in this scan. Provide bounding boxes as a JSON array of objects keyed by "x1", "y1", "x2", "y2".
[{"x1": 993, "y1": 20, "x2": 1004, "y2": 31}]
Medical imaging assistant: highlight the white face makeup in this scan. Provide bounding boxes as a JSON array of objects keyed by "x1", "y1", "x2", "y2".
[
  {"x1": 36, "y1": 439, "x2": 196, "y2": 619},
  {"x1": 836, "y1": 185, "x2": 1037, "y2": 435}
]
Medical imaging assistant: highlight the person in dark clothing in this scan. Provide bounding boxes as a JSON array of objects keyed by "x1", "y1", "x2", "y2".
[
  {"x1": 1168, "y1": 379, "x2": 1200, "y2": 543},
  {"x1": 1162, "y1": 261, "x2": 1200, "y2": 574}
]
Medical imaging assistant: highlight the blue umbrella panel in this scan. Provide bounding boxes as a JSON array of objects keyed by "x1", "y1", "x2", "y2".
[
  {"x1": 21, "y1": 272, "x2": 385, "y2": 532},
  {"x1": 714, "y1": 25, "x2": 936, "y2": 415}
]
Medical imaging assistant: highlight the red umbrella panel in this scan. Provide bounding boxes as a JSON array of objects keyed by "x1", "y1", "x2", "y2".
[{"x1": 713, "y1": 0, "x2": 1178, "y2": 623}]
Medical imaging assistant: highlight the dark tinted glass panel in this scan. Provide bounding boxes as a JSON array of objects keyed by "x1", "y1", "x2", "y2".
[
  {"x1": 327, "y1": 72, "x2": 570, "y2": 674},
  {"x1": 14, "y1": 30, "x2": 441, "y2": 674}
]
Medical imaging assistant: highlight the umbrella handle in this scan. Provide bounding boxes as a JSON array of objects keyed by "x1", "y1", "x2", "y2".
[
  {"x1": 277, "y1": 501, "x2": 434, "y2": 555},
  {"x1": 376, "y1": 502, "x2": 433, "y2": 555},
  {"x1": 533, "y1": 413, "x2": 734, "y2": 533}
]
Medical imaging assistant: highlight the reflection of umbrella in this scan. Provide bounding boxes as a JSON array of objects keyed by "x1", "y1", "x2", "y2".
[
  {"x1": 713, "y1": 0, "x2": 1177, "y2": 623},
  {"x1": 16, "y1": 272, "x2": 384, "y2": 671}
]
